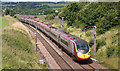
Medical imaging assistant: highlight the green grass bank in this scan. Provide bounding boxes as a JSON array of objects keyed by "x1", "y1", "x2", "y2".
[{"x1": 1, "y1": 16, "x2": 47, "y2": 69}]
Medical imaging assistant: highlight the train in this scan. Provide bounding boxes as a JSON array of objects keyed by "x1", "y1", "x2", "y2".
[{"x1": 18, "y1": 17, "x2": 91, "y2": 61}]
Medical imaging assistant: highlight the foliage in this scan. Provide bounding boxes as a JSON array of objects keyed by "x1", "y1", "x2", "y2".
[
  {"x1": 5, "y1": 8, "x2": 10, "y2": 15},
  {"x1": 4, "y1": 8, "x2": 16, "y2": 16},
  {"x1": 106, "y1": 46, "x2": 115, "y2": 57},
  {"x1": 2, "y1": 2, "x2": 65, "y2": 15},
  {"x1": 43, "y1": 8, "x2": 55, "y2": 15},
  {"x1": 45, "y1": 14, "x2": 55, "y2": 20},
  {"x1": 89, "y1": 39, "x2": 94, "y2": 47},
  {"x1": 2, "y1": 16, "x2": 47, "y2": 69},
  {"x1": 96, "y1": 39, "x2": 106, "y2": 51},
  {"x1": 59, "y1": 2, "x2": 119, "y2": 34},
  {"x1": 9, "y1": 9, "x2": 16, "y2": 16},
  {"x1": 89, "y1": 39, "x2": 106, "y2": 51},
  {"x1": 85, "y1": 32, "x2": 91, "y2": 37},
  {"x1": 59, "y1": 2, "x2": 88, "y2": 26},
  {"x1": 2, "y1": 28, "x2": 47, "y2": 69},
  {"x1": 34, "y1": 16, "x2": 37, "y2": 18}
]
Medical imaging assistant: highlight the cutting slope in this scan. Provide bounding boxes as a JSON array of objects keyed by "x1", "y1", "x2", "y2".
[{"x1": 2, "y1": 16, "x2": 47, "y2": 69}]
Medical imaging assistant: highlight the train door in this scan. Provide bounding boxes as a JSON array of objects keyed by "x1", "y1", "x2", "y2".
[
  {"x1": 58, "y1": 34, "x2": 60, "y2": 47},
  {"x1": 49, "y1": 28, "x2": 51, "y2": 39},
  {"x1": 58, "y1": 35, "x2": 60, "y2": 43}
]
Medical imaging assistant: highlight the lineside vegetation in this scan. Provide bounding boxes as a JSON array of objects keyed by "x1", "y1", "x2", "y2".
[{"x1": 2, "y1": 16, "x2": 47, "y2": 69}]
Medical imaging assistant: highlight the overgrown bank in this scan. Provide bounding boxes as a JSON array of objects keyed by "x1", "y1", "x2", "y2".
[
  {"x1": 59, "y1": 2, "x2": 119, "y2": 34},
  {"x1": 2, "y1": 16, "x2": 47, "y2": 69}
]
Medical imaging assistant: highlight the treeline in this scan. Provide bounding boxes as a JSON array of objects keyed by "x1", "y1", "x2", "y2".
[
  {"x1": 59, "y1": 2, "x2": 119, "y2": 34},
  {"x1": 2, "y1": 2, "x2": 63, "y2": 16}
]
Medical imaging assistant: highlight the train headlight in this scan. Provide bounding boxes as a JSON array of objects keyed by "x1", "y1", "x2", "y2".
[
  {"x1": 88, "y1": 52, "x2": 91, "y2": 55},
  {"x1": 77, "y1": 52, "x2": 81, "y2": 56}
]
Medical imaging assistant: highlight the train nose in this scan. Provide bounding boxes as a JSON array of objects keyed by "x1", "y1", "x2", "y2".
[
  {"x1": 77, "y1": 52, "x2": 91, "y2": 60},
  {"x1": 83, "y1": 55, "x2": 85, "y2": 57},
  {"x1": 77, "y1": 52, "x2": 82, "y2": 56}
]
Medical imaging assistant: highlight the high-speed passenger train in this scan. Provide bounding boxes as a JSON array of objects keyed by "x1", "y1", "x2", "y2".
[{"x1": 18, "y1": 17, "x2": 91, "y2": 61}]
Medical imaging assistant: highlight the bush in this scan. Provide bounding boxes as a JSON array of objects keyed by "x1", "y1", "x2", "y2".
[
  {"x1": 114, "y1": 47, "x2": 119, "y2": 57},
  {"x1": 89, "y1": 39, "x2": 106, "y2": 51},
  {"x1": 14, "y1": 16, "x2": 17, "y2": 18},
  {"x1": 34, "y1": 16, "x2": 37, "y2": 18},
  {"x1": 96, "y1": 39, "x2": 106, "y2": 51},
  {"x1": 89, "y1": 39, "x2": 94, "y2": 47},
  {"x1": 45, "y1": 14, "x2": 55, "y2": 20},
  {"x1": 106, "y1": 46, "x2": 115, "y2": 57},
  {"x1": 85, "y1": 32, "x2": 91, "y2": 37}
]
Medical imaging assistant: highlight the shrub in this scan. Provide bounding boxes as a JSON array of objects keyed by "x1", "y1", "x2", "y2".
[
  {"x1": 106, "y1": 46, "x2": 115, "y2": 57},
  {"x1": 89, "y1": 39, "x2": 94, "y2": 47},
  {"x1": 34, "y1": 16, "x2": 37, "y2": 18},
  {"x1": 45, "y1": 14, "x2": 55, "y2": 20},
  {"x1": 14, "y1": 16, "x2": 17, "y2": 18},
  {"x1": 113, "y1": 44, "x2": 119, "y2": 57},
  {"x1": 96, "y1": 39, "x2": 106, "y2": 51},
  {"x1": 85, "y1": 32, "x2": 91, "y2": 37}
]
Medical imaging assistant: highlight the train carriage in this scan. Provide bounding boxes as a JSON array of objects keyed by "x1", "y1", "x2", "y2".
[{"x1": 18, "y1": 17, "x2": 91, "y2": 61}]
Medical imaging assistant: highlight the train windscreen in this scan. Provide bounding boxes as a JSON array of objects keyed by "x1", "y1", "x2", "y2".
[{"x1": 76, "y1": 44, "x2": 89, "y2": 54}]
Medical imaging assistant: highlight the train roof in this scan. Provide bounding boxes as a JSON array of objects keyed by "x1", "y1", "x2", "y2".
[
  {"x1": 21, "y1": 18, "x2": 87, "y2": 42},
  {"x1": 73, "y1": 38, "x2": 88, "y2": 45}
]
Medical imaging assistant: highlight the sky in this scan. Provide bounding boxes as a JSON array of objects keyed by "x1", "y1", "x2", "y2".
[{"x1": 1, "y1": 0, "x2": 119, "y2": 2}]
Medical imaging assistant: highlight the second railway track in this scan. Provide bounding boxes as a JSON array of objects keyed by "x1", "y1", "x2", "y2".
[{"x1": 23, "y1": 23, "x2": 109, "y2": 71}]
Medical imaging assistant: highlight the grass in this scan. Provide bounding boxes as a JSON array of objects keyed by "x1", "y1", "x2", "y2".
[
  {"x1": 33, "y1": 16, "x2": 118, "y2": 70},
  {"x1": 0, "y1": 5, "x2": 16, "y2": 7},
  {"x1": 2, "y1": 16, "x2": 47, "y2": 69},
  {"x1": 93, "y1": 27, "x2": 118, "y2": 70},
  {"x1": 0, "y1": 15, "x2": 19, "y2": 29},
  {"x1": 0, "y1": 17, "x2": 9, "y2": 29},
  {"x1": 35, "y1": 3, "x2": 65, "y2": 9},
  {"x1": 0, "y1": 17, "x2": 2, "y2": 29}
]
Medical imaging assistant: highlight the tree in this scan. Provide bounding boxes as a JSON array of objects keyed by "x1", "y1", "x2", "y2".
[
  {"x1": 9, "y1": 9, "x2": 16, "y2": 16},
  {"x1": 5, "y1": 8, "x2": 10, "y2": 15},
  {"x1": 59, "y1": 2, "x2": 119, "y2": 34},
  {"x1": 45, "y1": 14, "x2": 55, "y2": 20},
  {"x1": 43, "y1": 8, "x2": 55, "y2": 15}
]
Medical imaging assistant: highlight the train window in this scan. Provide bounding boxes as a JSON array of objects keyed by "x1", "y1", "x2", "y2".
[
  {"x1": 45, "y1": 28, "x2": 49, "y2": 32},
  {"x1": 39, "y1": 24, "x2": 40, "y2": 26},
  {"x1": 60, "y1": 37, "x2": 68, "y2": 46},
  {"x1": 71, "y1": 43, "x2": 74, "y2": 53},
  {"x1": 46, "y1": 29, "x2": 49, "y2": 32},
  {"x1": 51, "y1": 31, "x2": 57, "y2": 38},
  {"x1": 41, "y1": 26, "x2": 44, "y2": 29}
]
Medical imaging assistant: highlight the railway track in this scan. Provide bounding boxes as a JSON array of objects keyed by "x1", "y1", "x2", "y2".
[{"x1": 23, "y1": 23, "x2": 110, "y2": 71}]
